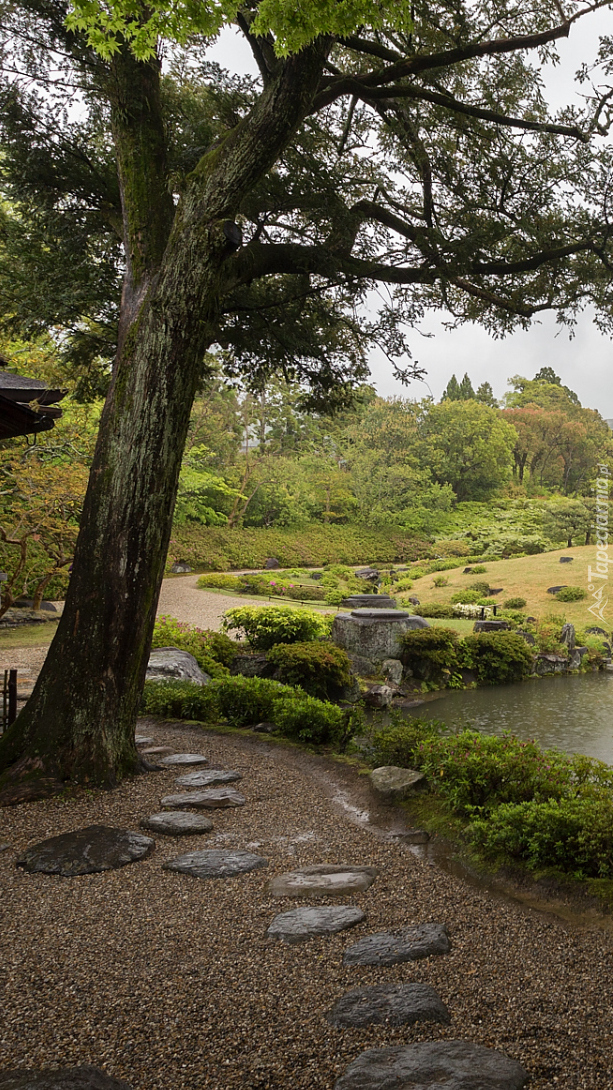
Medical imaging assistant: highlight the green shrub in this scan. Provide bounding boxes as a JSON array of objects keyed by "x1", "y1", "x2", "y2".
[
  {"x1": 413, "y1": 603, "x2": 455, "y2": 618},
  {"x1": 399, "y1": 627, "x2": 460, "y2": 680},
  {"x1": 555, "y1": 585, "x2": 587, "y2": 602},
  {"x1": 151, "y1": 616, "x2": 236, "y2": 676},
  {"x1": 503, "y1": 597, "x2": 527, "y2": 609},
  {"x1": 222, "y1": 606, "x2": 331, "y2": 650},
  {"x1": 213, "y1": 675, "x2": 299, "y2": 726},
  {"x1": 471, "y1": 565, "x2": 487, "y2": 574},
  {"x1": 462, "y1": 632, "x2": 534, "y2": 685},
  {"x1": 267, "y1": 641, "x2": 352, "y2": 699},
  {"x1": 468, "y1": 581, "x2": 491, "y2": 596},
  {"x1": 368, "y1": 714, "x2": 445, "y2": 768},
  {"x1": 272, "y1": 693, "x2": 345, "y2": 745},
  {"x1": 285, "y1": 584, "x2": 326, "y2": 601},
  {"x1": 450, "y1": 589, "x2": 488, "y2": 605},
  {"x1": 467, "y1": 796, "x2": 613, "y2": 878},
  {"x1": 393, "y1": 576, "x2": 414, "y2": 592},
  {"x1": 141, "y1": 679, "x2": 220, "y2": 720},
  {"x1": 197, "y1": 573, "x2": 243, "y2": 591},
  {"x1": 432, "y1": 574, "x2": 449, "y2": 587}
]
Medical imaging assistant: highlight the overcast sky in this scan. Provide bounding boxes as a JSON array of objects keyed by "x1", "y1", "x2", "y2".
[{"x1": 209, "y1": 10, "x2": 613, "y2": 415}]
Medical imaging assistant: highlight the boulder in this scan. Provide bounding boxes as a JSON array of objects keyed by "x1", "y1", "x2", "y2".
[
  {"x1": 347, "y1": 653, "x2": 377, "y2": 676},
  {"x1": 230, "y1": 652, "x2": 271, "y2": 678},
  {"x1": 140, "y1": 812, "x2": 213, "y2": 835},
  {"x1": 0, "y1": 1068, "x2": 132, "y2": 1090},
  {"x1": 382, "y1": 658, "x2": 403, "y2": 685},
  {"x1": 327, "y1": 983, "x2": 450, "y2": 1028},
  {"x1": 547, "y1": 585, "x2": 568, "y2": 594},
  {"x1": 268, "y1": 864, "x2": 377, "y2": 898},
  {"x1": 407, "y1": 596, "x2": 420, "y2": 606},
  {"x1": 170, "y1": 562, "x2": 193, "y2": 573},
  {"x1": 473, "y1": 620, "x2": 510, "y2": 633},
  {"x1": 560, "y1": 556, "x2": 574, "y2": 563},
  {"x1": 363, "y1": 685, "x2": 395, "y2": 708},
  {"x1": 146, "y1": 647, "x2": 210, "y2": 685},
  {"x1": 370, "y1": 766, "x2": 426, "y2": 800},
  {"x1": 16, "y1": 826, "x2": 155, "y2": 876},
  {"x1": 586, "y1": 626, "x2": 609, "y2": 638},
  {"x1": 164, "y1": 848, "x2": 267, "y2": 879},
  {"x1": 334, "y1": 1041, "x2": 529, "y2": 1090},
  {"x1": 332, "y1": 609, "x2": 429, "y2": 663},
  {"x1": 516, "y1": 630, "x2": 536, "y2": 646},
  {"x1": 264, "y1": 557, "x2": 281, "y2": 569},
  {"x1": 533, "y1": 652, "x2": 569, "y2": 676},
  {"x1": 343, "y1": 923, "x2": 450, "y2": 966},
  {"x1": 267, "y1": 905, "x2": 365, "y2": 944},
  {"x1": 560, "y1": 622, "x2": 576, "y2": 650},
  {"x1": 12, "y1": 599, "x2": 57, "y2": 611},
  {"x1": 354, "y1": 567, "x2": 380, "y2": 582}
]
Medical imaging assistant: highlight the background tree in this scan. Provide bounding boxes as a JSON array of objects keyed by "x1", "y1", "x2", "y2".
[
  {"x1": 2, "y1": 0, "x2": 613, "y2": 795},
  {"x1": 541, "y1": 499, "x2": 593, "y2": 547}
]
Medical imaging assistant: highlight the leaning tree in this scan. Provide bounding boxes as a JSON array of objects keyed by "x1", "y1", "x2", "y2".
[{"x1": 1, "y1": 0, "x2": 612, "y2": 800}]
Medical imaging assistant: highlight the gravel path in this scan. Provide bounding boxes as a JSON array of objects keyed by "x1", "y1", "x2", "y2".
[
  {"x1": 1, "y1": 579, "x2": 612, "y2": 1088},
  {"x1": 1, "y1": 720, "x2": 612, "y2": 1089}
]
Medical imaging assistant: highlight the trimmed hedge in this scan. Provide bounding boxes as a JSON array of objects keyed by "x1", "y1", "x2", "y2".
[
  {"x1": 462, "y1": 632, "x2": 534, "y2": 685},
  {"x1": 267, "y1": 641, "x2": 352, "y2": 700},
  {"x1": 222, "y1": 606, "x2": 331, "y2": 650}
]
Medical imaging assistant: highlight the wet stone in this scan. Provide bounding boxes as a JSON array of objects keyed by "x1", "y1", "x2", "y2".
[
  {"x1": 135, "y1": 735, "x2": 154, "y2": 745},
  {"x1": 267, "y1": 905, "x2": 365, "y2": 944},
  {"x1": 175, "y1": 769, "x2": 242, "y2": 788},
  {"x1": 161, "y1": 788, "x2": 246, "y2": 809},
  {"x1": 370, "y1": 766, "x2": 426, "y2": 800},
  {"x1": 269, "y1": 863, "x2": 377, "y2": 898},
  {"x1": 343, "y1": 923, "x2": 450, "y2": 966},
  {"x1": 158, "y1": 753, "x2": 208, "y2": 766},
  {"x1": 334, "y1": 1041, "x2": 529, "y2": 1090},
  {"x1": 327, "y1": 983, "x2": 450, "y2": 1028},
  {"x1": 164, "y1": 848, "x2": 267, "y2": 879},
  {"x1": 140, "y1": 812, "x2": 213, "y2": 836},
  {"x1": 16, "y1": 826, "x2": 155, "y2": 877},
  {"x1": 0, "y1": 1067, "x2": 133, "y2": 1090}
]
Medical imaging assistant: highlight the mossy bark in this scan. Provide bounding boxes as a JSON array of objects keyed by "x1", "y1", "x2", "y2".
[{"x1": 0, "y1": 41, "x2": 330, "y2": 796}]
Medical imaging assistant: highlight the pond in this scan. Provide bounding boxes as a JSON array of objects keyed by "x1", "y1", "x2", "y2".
[{"x1": 406, "y1": 672, "x2": 613, "y2": 764}]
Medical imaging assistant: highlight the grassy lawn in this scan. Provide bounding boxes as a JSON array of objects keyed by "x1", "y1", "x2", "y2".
[
  {"x1": 405, "y1": 545, "x2": 600, "y2": 628},
  {"x1": 0, "y1": 622, "x2": 59, "y2": 650},
  {"x1": 428, "y1": 617, "x2": 477, "y2": 635}
]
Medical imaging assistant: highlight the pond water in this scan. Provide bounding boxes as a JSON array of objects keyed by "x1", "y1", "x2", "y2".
[{"x1": 406, "y1": 672, "x2": 613, "y2": 765}]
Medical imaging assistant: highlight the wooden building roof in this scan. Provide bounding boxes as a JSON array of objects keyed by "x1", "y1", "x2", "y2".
[{"x1": 0, "y1": 363, "x2": 66, "y2": 440}]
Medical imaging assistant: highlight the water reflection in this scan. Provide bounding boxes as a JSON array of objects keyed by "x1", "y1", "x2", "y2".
[{"x1": 404, "y1": 672, "x2": 613, "y2": 764}]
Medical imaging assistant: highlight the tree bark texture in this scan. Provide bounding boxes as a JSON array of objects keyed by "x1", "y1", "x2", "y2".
[{"x1": 0, "y1": 40, "x2": 330, "y2": 796}]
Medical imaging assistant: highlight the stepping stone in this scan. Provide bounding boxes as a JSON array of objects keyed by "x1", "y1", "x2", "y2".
[
  {"x1": 140, "y1": 812, "x2": 213, "y2": 836},
  {"x1": 159, "y1": 753, "x2": 208, "y2": 766},
  {"x1": 0, "y1": 1067, "x2": 132, "y2": 1090},
  {"x1": 15, "y1": 826, "x2": 155, "y2": 877},
  {"x1": 175, "y1": 769, "x2": 242, "y2": 787},
  {"x1": 343, "y1": 923, "x2": 450, "y2": 966},
  {"x1": 269, "y1": 863, "x2": 377, "y2": 898},
  {"x1": 334, "y1": 1041, "x2": 529, "y2": 1090},
  {"x1": 135, "y1": 735, "x2": 154, "y2": 745},
  {"x1": 160, "y1": 788, "x2": 246, "y2": 809},
  {"x1": 327, "y1": 983, "x2": 450, "y2": 1027},
  {"x1": 141, "y1": 746, "x2": 173, "y2": 756},
  {"x1": 164, "y1": 848, "x2": 267, "y2": 878},
  {"x1": 267, "y1": 905, "x2": 365, "y2": 944}
]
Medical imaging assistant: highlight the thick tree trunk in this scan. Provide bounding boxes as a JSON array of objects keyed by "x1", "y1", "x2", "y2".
[{"x1": 0, "y1": 39, "x2": 330, "y2": 799}]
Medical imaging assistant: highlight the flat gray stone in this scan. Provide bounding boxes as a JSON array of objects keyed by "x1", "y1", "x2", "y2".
[
  {"x1": 267, "y1": 905, "x2": 365, "y2": 944},
  {"x1": 363, "y1": 685, "x2": 394, "y2": 708},
  {"x1": 343, "y1": 923, "x2": 450, "y2": 966},
  {"x1": 158, "y1": 753, "x2": 209, "y2": 766},
  {"x1": 269, "y1": 863, "x2": 377, "y2": 898},
  {"x1": 16, "y1": 826, "x2": 155, "y2": 877},
  {"x1": 140, "y1": 812, "x2": 213, "y2": 836},
  {"x1": 334, "y1": 1041, "x2": 529, "y2": 1090},
  {"x1": 141, "y1": 746, "x2": 173, "y2": 755},
  {"x1": 370, "y1": 766, "x2": 426, "y2": 800},
  {"x1": 160, "y1": 788, "x2": 246, "y2": 809},
  {"x1": 327, "y1": 983, "x2": 450, "y2": 1027},
  {"x1": 164, "y1": 849, "x2": 267, "y2": 878},
  {"x1": 175, "y1": 769, "x2": 242, "y2": 787},
  {"x1": 135, "y1": 735, "x2": 154, "y2": 745},
  {"x1": 146, "y1": 646, "x2": 210, "y2": 685},
  {"x1": 0, "y1": 1068, "x2": 132, "y2": 1090}
]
